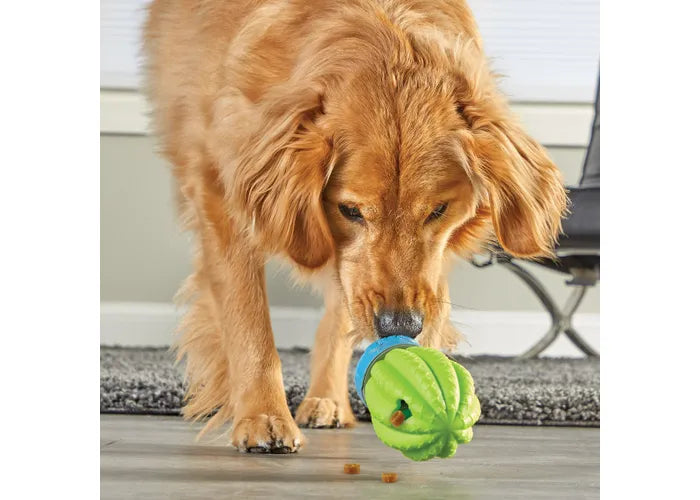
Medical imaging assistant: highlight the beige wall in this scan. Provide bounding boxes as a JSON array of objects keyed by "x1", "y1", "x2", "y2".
[{"x1": 101, "y1": 135, "x2": 599, "y2": 313}]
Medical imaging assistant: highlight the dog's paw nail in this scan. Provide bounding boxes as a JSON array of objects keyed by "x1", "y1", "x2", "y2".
[
  {"x1": 231, "y1": 413, "x2": 303, "y2": 453},
  {"x1": 295, "y1": 397, "x2": 354, "y2": 429}
]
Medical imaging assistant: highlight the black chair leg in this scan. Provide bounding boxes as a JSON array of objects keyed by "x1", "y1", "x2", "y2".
[
  {"x1": 561, "y1": 287, "x2": 600, "y2": 358},
  {"x1": 499, "y1": 260, "x2": 599, "y2": 359}
]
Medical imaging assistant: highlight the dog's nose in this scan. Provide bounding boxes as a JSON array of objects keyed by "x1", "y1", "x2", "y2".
[{"x1": 374, "y1": 310, "x2": 424, "y2": 338}]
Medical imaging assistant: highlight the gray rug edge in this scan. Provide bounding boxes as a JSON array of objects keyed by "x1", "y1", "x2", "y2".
[{"x1": 100, "y1": 346, "x2": 600, "y2": 428}]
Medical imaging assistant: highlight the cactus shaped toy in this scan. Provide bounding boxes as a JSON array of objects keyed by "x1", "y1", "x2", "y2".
[{"x1": 354, "y1": 335, "x2": 481, "y2": 461}]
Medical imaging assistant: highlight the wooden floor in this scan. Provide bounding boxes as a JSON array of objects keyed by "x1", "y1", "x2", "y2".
[{"x1": 101, "y1": 415, "x2": 599, "y2": 499}]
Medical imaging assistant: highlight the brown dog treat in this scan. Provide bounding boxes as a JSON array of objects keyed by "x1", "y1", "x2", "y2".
[
  {"x1": 344, "y1": 463, "x2": 360, "y2": 474},
  {"x1": 381, "y1": 472, "x2": 398, "y2": 483},
  {"x1": 390, "y1": 410, "x2": 406, "y2": 427}
]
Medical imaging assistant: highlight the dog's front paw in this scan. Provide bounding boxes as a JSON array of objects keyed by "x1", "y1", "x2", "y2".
[
  {"x1": 231, "y1": 413, "x2": 304, "y2": 453},
  {"x1": 295, "y1": 397, "x2": 356, "y2": 428}
]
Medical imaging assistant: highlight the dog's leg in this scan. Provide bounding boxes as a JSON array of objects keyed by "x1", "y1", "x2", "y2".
[
  {"x1": 178, "y1": 166, "x2": 303, "y2": 453},
  {"x1": 295, "y1": 284, "x2": 356, "y2": 428},
  {"x1": 222, "y1": 255, "x2": 304, "y2": 453}
]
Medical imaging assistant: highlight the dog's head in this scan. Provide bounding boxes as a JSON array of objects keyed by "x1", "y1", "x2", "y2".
[{"x1": 231, "y1": 31, "x2": 567, "y2": 346}]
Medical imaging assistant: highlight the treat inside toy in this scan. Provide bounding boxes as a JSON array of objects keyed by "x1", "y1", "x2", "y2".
[{"x1": 390, "y1": 400, "x2": 412, "y2": 427}]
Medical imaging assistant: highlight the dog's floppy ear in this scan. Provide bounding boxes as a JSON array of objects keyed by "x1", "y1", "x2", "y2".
[
  {"x1": 231, "y1": 86, "x2": 334, "y2": 269},
  {"x1": 445, "y1": 40, "x2": 567, "y2": 258},
  {"x1": 462, "y1": 117, "x2": 568, "y2": 258}
]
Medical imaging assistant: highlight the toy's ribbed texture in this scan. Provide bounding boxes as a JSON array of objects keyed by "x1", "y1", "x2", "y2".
[{"x1": 358, "y1": 341, "x2": 481, "y2": 461}]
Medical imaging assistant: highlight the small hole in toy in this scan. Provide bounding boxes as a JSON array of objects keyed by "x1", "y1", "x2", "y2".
[{"x1": 390, "y1": 400, "x2": 412, "y2": 427}]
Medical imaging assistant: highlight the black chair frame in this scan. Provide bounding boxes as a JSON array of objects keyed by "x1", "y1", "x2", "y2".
[{"x1": 471, "y1": 78, "x2": 600, "y2": 359}]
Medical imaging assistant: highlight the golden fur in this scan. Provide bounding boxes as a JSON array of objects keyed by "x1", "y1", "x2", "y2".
[{"x1": 143, "y1": 0, "x2": 567, "y2": 452}]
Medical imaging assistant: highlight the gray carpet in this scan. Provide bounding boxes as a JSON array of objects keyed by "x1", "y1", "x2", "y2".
[{"x1": 100, "y1": 347, "x2": 599, "y2": 427}]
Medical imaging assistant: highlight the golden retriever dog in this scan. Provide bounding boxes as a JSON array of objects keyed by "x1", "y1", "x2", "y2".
[{"x1": 144, "y1": 0, "x2": 567, "y2": 453}]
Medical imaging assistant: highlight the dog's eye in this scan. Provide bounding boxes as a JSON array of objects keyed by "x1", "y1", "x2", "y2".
[
  {"x1": 338, "y1": 203, "x2": 364, "y2": 222},
  {"x1": 426, "y1": 203, "x2": 448, "y2": 223}
]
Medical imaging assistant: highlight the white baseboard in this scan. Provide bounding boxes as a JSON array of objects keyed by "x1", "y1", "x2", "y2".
[{"x1": 100, "y1": 302, "x2": 599, "y2": 358}]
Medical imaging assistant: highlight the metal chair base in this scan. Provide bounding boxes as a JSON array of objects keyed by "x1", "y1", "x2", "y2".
[{"x1": 498, "y1": 259, "x2": 599, "y2": 360}]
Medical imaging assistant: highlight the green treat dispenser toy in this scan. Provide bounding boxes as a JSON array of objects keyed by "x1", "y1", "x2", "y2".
[{"x1": 354, "y1": 335, "x2": 481, "y2": 461}]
